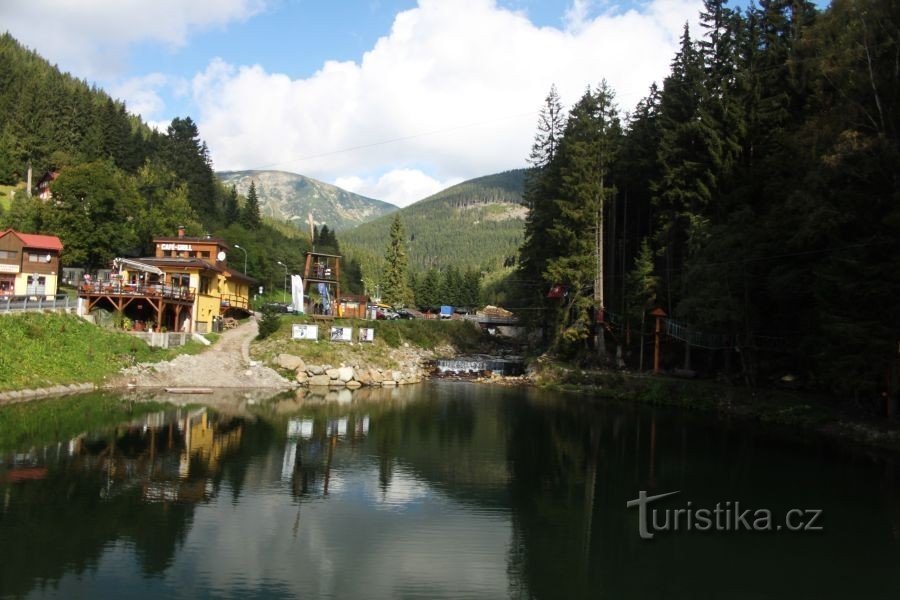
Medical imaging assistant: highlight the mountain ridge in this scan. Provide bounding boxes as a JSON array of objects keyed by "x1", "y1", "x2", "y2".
[{"x1": 216, "y1": 169, "x2": 397, "y2": 231}]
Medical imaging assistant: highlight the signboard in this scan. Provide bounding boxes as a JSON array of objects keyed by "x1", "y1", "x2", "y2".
[
  {"x1": 359, "y1": 328, "x2": 375, "y2": 342},
  {"x1": 160, "y1": 243, "x2": 194, "y2": 251},
  {"x1": 0, "y1": 264, "x2": 19, "y2": 273},
  {"x1": 292, "y1": 324, "x2": 318, "y2": 340},
  {"x1": 330, "y1": 326, "x2": 353, "y2": 342}
]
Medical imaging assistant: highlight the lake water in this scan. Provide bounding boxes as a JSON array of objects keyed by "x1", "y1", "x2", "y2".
[{"x1": 1, "y1": 382, "x2": 899, "y2": 599}]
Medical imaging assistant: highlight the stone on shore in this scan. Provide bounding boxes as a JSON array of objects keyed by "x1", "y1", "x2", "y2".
[
  {"x1": 277, "y1": 353, "x2": 306, "y2": 372},
  {"x1": 308, "y1": 374, "x2": 331, "y2": 387}
]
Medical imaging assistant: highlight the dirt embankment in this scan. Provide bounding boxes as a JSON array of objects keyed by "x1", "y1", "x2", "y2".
[{"x1": 111, "y1": 317, "x2": 294, "y2": 389}]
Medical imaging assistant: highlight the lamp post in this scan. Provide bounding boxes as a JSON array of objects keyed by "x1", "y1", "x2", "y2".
[
  {"x1": 276, "y1": 261, "x2": 288, "y2": 303},
  {"x1": 233, "y1": 244, "x2": 248, "y2": 274}
]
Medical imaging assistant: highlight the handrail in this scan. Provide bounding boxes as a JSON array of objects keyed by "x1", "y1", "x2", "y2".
[
  {"x1": 0, "y1": 293, "x2": 73, "y2": 313},
  {"x1": 78, "y1": 281, "x2": 196, "y2": 302}
]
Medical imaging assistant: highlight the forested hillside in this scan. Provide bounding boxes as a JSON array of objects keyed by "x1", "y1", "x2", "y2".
[
  {"x1": 343, "y1": 169, "x2": 526, "y2": 277},
  {"x1": 0, "y1": 33, "x2": 325, "y2": 295},
  {"x1": 519, "y1": 0, "x2": 900, "y2": 398}
]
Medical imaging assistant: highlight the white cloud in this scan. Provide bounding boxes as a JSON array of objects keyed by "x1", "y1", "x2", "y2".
[
  {"x1": 192, "y1": 0, "x2": 701, "y2": 205},
  {"x1": 0, "y1": 0, "x2": 266, "y2": 79},
  {"x1": 335, "y1": 169, "x2": 460, "y2": 207},
  {"x1": 109, "y1": 73, "x2": 172, "y2": 118}
]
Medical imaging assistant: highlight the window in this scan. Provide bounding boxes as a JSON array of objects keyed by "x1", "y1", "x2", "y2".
[
  {"x1": 0, "y1": 250, "x2": 17, "y2": 260},
  {"x1": 27, "y1": 253, "x2": 51, "y2": 263},
  {"x1": 200, "y1": 276, "x2": 211, "y2": 295},
  {"x1": 200, "y1": 251, "x2": 210, "y2": 259}
]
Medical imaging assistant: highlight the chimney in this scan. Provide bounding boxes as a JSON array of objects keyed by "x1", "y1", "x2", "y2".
[{"x1": 177, "y1": 225, "x2": 185, "y2": 238}]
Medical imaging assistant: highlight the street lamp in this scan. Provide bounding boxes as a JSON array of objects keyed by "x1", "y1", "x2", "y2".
[
  {"x1": 276, "y1": 261, "x2": 288, "y2": 303},
  {"x1": 233, "y1": 244, "x2": 248, "y2": 274}
]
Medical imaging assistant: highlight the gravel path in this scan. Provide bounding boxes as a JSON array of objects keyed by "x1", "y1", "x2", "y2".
[{"x1": 111, "y1": 316, "x2": 294, "y2": 389}]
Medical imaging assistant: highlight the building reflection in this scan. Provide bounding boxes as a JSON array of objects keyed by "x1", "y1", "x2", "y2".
[{"x1": 281, "y1": 412, "x2": 370, "y2": 497}]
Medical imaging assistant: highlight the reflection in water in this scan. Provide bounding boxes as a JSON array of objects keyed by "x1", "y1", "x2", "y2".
[{"x1": 1, "y1": 383, "x2": 900, "y2": 598}]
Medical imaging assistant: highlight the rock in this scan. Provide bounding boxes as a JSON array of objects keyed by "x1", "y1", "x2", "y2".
[
  {"x1": 326, "y1": 368, "x2": 341, "y2": 380},
  {"x1": 308, "y1": 374, "x2": 331, "y2": 387},
  {"x1": 369, "y1": 368, "x2": 384, "y2": 383},
  {"x1": 308, "y1": 365, "x2": 325, "y2": 376},
  {"x1": 296, "y1": 372, "x2": 309, "y2": 385},
  {"x1": 356, "y1": 371, "x2": 373, "y2": 386},
  {"x1": 382, "y1": 380, "x2": 397, "y2": 387},
  {"x1": 392, "y1": 371, "x2": 403, "y2": 382},
  {"x1": 346, "y1": 380, "x2": 362, "y2": 389},
  {"x1": 276, "y1": 353, "x2": 306, "y2": 371},
  {"x1": 338, "y1": 366, "x2": 354, "y2": 383}
]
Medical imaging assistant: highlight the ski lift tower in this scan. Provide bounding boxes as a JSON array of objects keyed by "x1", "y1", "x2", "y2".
[{"x1": 303, "y1": 251, "x2": 341, "y2": 317}]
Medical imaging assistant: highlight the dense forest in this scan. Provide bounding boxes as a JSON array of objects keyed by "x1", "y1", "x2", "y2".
[
  {"x1": 519, "y1": 0, "x2": 899, "y2": 399},
  {"x1": 343, "y1": 170, "x2": 525, "y2": 274},
  {"x1": 0, "y1": 33, "x2": 362, "y2": 296}
]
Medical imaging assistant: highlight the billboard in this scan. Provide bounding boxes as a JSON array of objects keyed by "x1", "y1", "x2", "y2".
[
  {"x1": 330, "y1": 326, "x2": 353, "y2": 342},
  {"x1": 292, "y1": 324, "x2": 318, "y2": 340}
]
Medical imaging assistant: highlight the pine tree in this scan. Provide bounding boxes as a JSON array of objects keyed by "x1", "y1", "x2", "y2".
[
  {"x1": 382, "y1": 214, "x2": 411, "y2": 306},
  {"x1": 241, "y1": 180, "x2": 262, "y2": 229},
  {"x1": 544, "y1": 83, "x2": 622, "y2": 356},
  {"x1": 224, "y1": 185, "x2": 240, "y2": 224}
]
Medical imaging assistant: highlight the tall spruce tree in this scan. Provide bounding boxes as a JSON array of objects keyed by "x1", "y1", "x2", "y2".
[
  {"x1": 383, "y1": 214, "x2": 411, "y2": 306},
  {"x1": 241, "y1": 180, "x2": 262, "y2": 229},
  {"x1": 544, "y1": 83, "x2": 621, "y2": 356}
]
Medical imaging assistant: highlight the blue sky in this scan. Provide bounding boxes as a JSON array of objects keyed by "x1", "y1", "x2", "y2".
[{"x1": 0, "y1": 1, "x2": 829, "y2": 206}]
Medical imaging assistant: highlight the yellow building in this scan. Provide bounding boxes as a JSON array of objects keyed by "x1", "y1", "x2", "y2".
[{"x1": 79, "y1": 228, "x2": 256, "y2": 333}]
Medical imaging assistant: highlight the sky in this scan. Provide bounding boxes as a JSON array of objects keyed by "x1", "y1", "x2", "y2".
[{"x1": 3, "y1": 0, "x2": 735, "y2": 206}]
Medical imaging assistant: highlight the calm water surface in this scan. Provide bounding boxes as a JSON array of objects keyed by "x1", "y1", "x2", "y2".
[{"x1": 1, "y1": 382, "x2": 899, "y2": 599}]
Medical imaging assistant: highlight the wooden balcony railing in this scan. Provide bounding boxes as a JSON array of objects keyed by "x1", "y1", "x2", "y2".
[{"x1": 79, "y1": 281, "x2": 196, "y2": 303}]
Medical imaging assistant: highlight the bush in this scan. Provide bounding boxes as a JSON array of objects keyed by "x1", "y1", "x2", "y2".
[{"x1": 256, "y1": 306, "x2": 282, "y2": 340}]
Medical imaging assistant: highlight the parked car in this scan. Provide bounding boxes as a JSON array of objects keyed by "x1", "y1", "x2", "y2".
[
  {"x1": 376, "y1": 307, "x2": 399, "y2": 320},
  {"x1": 396, "y1": 308, "x2": 421, "y2": 319}
]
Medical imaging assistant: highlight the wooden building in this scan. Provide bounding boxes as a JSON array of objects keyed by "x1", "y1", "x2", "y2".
[
  {"x1": 303, "y1": 251, "x2": 341, "y2": 317},
  {"x1": 0, "y1": 228, "x2": 63, "y2": 298},
  {"x1": 79, "y1": 228, "x2": 255, "y2": 332}
]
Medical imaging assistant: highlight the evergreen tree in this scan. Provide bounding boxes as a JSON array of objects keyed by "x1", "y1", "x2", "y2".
[
  {"x1": 241, "y1": 180, "x2": 262, "y2": 229},
  {"x1": 382, "y1": 214, "x2": 411, "y2": 305},
  {"x1": 224, "y1": 185, "x2": 240, "y2": 224},
  {"x1": 544, "y1": 83, "x2": 621, "y2": 356}
]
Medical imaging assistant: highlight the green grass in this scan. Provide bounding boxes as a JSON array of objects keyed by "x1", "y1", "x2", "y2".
[
  {"x1": 251, "y1": 315, "x2": 489, "y2": 369},
  {"x1": 0, "y1": 312, "x2": 204, "y2": 391},
  {"x1": 0, "y1": 183, "x2": 23, "y2": 210},
  {"x1": 0, "y1": 392, "x2": 170, "y2": 452}
]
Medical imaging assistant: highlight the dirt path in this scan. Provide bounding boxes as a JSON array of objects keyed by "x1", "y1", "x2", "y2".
[{"x1": 111, "y1": 316, "x2": 294, "y2": 389}]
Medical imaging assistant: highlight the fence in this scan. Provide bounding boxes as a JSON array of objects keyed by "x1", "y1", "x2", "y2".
[
  {"x1": 127, "y1": 331, "x2": 191, "y2": 348},
  {"x1": 0, "y1": 294, "x2": 75, "y2": 314}
]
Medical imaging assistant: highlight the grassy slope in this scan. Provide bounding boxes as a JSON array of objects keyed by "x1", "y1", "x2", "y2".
[
  {"x1": 342, "y1": 169, "x2": 527, "y2": 275},
  {"x1": 251, "y1": 315, "x2": 489, "y2": 370},
  {"x1": 0, "y1": 313, "x2": 203, "y2": 391}
]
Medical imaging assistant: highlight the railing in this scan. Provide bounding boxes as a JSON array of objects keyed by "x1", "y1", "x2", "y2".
[
  {"x1": 218, "y1": 293, "x2": 250, "y2": 311},
  {"x1": 0, "y1": 294, "x2": 74, "y2": 313},
  {"x1": 79, "y1": 282, "x2": 195, "y2": 303}
]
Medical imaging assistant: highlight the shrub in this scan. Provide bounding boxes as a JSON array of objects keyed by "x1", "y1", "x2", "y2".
[{"x1": 256, "y1": 305, "x2": 282, "y2": 340}]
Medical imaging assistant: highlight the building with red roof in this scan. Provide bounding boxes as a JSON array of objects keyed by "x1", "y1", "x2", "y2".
[{"x1": 0, "y1": 228, "x2": 64, "y2": 297}]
